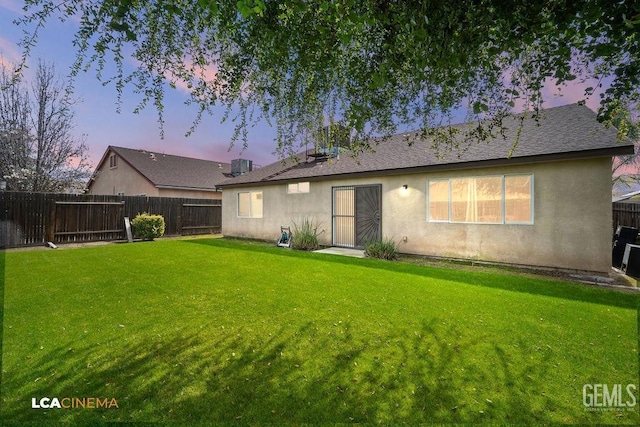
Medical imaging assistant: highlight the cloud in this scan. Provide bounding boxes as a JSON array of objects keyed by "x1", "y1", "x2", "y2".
[
  {"x1": 539, "y1": 76, "x2": 608, "y2": 111},
  {"x1": 0, "y1": 0, "x2": 24, "y2": 69},
  {"x1": 499, "y1": 61, "x2": 611, "y2": 112},
  {"x1": 167, "y1": 60, "x2": 220, "y2": 94},
  {"x1": 127, "y1": 55, "x2": 220, "y2": 96},
  {"x1": 0, "y1": 36, "x2": 21, "y2": 68},
  {"x1": 0, "y1": 0, "x2": 24, "y2": 15}
]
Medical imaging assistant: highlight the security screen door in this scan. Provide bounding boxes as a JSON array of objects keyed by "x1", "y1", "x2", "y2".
[{"x1": 332, "y1": 185, "x2": 381, "y2": 248}]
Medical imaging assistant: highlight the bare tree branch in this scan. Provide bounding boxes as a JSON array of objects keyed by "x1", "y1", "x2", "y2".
[{"x1": 0, "y1": 59, "x2": 92, "y2": 192}]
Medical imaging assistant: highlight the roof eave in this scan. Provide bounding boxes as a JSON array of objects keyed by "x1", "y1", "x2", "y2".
[
  {"x1": 86, "y1": 145, "x2": 116, "y2": 191},
  {"x1": 155, "y1": 184, "x2": 221, "y2": 192},
  {"x1": 219, "y1": 145, "x2": 633, "y2": 188}
]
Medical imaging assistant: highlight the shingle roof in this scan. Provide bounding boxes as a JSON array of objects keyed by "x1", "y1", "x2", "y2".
[
  {"x1": 104, "y1": 146, "x2": 231, "y2": 190},
  {"x1": 613, "y1": 190, "x2": 640, "y2": 202},
  {"x1": 220, "y1": 104, "x2": 634, "y2": 187}
]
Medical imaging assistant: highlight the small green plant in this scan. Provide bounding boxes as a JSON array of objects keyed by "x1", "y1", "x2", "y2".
[
  {"x1": 364, "y1": 237, "x2": 399, "y2": 260},
  {"x1": 131, "y1": 212, "x2": 165, "y2": 240},
  {"x1": 291, "y1": 218, "x2": 322, "y2": 251}
]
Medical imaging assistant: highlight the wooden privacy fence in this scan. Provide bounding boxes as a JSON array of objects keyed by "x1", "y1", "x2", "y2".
[
  {"x1": 612, "y1": 201, "x2": 640, "y2": 231},
  {"x1": 0, "y1": 192, "x2": 222, "y2": 248}
]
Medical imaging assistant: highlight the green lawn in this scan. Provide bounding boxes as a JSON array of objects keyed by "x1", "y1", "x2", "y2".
[{"x1": 1, "y1": 238, "x2": 638, "y2": 424}]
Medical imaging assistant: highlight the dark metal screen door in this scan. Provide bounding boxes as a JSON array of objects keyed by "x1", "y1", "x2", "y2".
[
  {"x1": 355, "y1": 185, "x2": 382, "y2": 247},
  {"x1": 332, "y1": 185, "x2": 381, "y2": 248}
]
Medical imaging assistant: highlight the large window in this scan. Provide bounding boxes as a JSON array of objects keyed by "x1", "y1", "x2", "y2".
[
  {"x1": 427, "y1": 175, "x2": 533, "y2": 224},
  {"x1": 451, "y1": 176, "x2": 502, "y2": 223},
  {"x1": 238, "y1": 191, "x2": 263, "y2": 218}
]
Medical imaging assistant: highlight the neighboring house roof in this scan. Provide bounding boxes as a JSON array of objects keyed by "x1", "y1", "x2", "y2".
[
  {"x1": 88, "y1": 146, "x2": 232, "y2": 191},
  {"x1": 613, "y1": 175, "x2": 640, "y2": 198},
  {"x1": 220, "y1": 104, "x2": 635, "y2": 187},
  {"x1": 613, "y1": 190, "x2": 640, "y2": 203}
]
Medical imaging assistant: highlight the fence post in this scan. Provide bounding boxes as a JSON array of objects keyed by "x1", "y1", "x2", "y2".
[
  {"x1": 45, "y1": 198, "x2": 56, "y2": 242},
  {"x1": 0, "y1": 191, "x2": 223, "y2": 247}
]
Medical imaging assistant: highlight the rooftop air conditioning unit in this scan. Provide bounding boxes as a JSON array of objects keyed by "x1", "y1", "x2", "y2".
[
  {"x1": 231, "y1": 159, "x2": 253, "y2": 176},
  {"x1": 312, "y1": 125, "x2": 351, "y2": 159}
]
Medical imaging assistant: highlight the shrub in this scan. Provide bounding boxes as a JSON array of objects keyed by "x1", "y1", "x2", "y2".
[
  {"x1": 291, "y1": 218, "x2": 322, "y2": 251},
  {"x1": 131, "y1": 212, "x2": 165, "y2": 240},
  {"x1": 364, "y1": 238, "x2": 399, "y2": 260}
]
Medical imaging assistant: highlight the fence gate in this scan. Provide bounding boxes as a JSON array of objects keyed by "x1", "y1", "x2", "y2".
[
  {"x1": 332, "y1": 184, "x2": 382, "y2": 248},
  {"x1": 0, "y1": 192, "x2": 223, "y2": 248},
  {"x1": 181, "y1": 203, "x2": 222, "y2": 235},
  {"x1": 53, "y1": 201, "x2": 125, "y2": 244}
]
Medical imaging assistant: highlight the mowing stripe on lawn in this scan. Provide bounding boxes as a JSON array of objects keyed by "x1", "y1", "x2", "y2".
[{"x1": 1, "y1": 238, "x2": 638, "y2": 424}]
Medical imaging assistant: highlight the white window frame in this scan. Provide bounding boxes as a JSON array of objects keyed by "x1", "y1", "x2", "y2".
[
  {"x1": 287, "y1": 182, "x2": 310, "y2": 194},
  {"x1": 237, "y1": 191, "x2": 263, "y2": 218},
  {"x1": 109, "y1": 154, "x2": 118, "y2": 169},
  {"x1": 504, "y1": 175, "x2": 535, "y2": 225},
  {"x1": 426, "y1": 174, "x2": 534, "y2": 225},
  {"x1": 427, "y1": 179, "x2": 450, "y2": 223}
]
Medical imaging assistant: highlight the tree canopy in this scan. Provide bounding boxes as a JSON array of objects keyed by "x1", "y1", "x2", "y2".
[
  {"x1": 17, "y1": 0, "x2": 640, "y2": 155},
  {"x1": 0, "y1": 61, "x2": 92, "y2": 192}
]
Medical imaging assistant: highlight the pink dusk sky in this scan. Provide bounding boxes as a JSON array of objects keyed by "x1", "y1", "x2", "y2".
[
  {"x1": 0, "y1": 0, "x2": 612, "y2": 172},
  {"x1": 0, "y1": 0, "x2": 279, "y2": 169}
]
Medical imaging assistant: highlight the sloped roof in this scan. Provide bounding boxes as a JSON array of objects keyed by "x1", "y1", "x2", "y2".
[
  {"x1": 220, "y1": 104, "x2": 634, "y2": 187},
  {"x1": 91, "y1": 146, "x2": 232, "y2": 191},
  {"x1": 613, "y1": 190, "x2": 640, "y2": 203},
  {"x1": 613, "y1": 175, "x2": 640, "y2": 198}
]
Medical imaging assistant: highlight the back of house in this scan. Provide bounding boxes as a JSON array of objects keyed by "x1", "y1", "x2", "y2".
[{"x1": 220, "y1": 104, "x2": 634, "y2": 273}]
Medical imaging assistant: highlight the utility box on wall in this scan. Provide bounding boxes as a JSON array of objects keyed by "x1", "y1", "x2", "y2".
[
  {"x1": 613, "y1": 226, "x2": 638, "y2": 268},
  {"x1": 622, "y1": 243, "x2": 640, "y2": 277}
]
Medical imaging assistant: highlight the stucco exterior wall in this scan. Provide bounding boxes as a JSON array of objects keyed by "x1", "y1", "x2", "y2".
[
  {"x1": 87, "y1": 154, "x2": 159, "y2": 196},
  {"x1": 88, "y1": 151, "x2": 222, "y2": 199},
  {"x1": 222, "y1": 157, "x2": 613, "y2": 273},
  {"x1": 222, "y1": 180, "x2": 335, "y2": 243},
  {"x1": 157, "y1": 188, "x2": 222, "y2": 199}
]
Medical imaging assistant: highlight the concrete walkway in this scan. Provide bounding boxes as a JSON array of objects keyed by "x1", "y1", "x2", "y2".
[
  {"x1": 314, "y1": 247, "x2": 364, "y2": 258},
  {"x1": 314, "y1": 247, "x2": 365, "y2": 258}
]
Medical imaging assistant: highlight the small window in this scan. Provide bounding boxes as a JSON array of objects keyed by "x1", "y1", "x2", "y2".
[
  {"x1": 238, "y1": 191, "x2": 263, "y2": 218},
  {"x1": 109, "y1": 154, "x2": 118, "y2": 168},
  {"x1": 287, "y1": 182, "x2": 310, "y2": 194}
]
